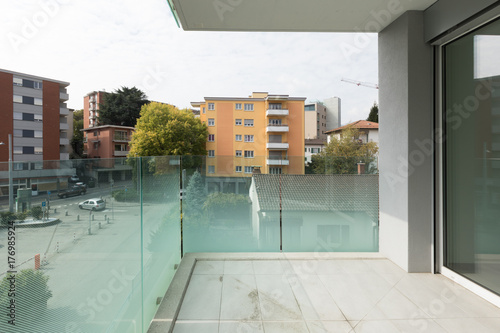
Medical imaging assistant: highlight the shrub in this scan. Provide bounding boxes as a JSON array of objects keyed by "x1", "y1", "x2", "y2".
[
  {"x1": 0, "y1": 269, "x2": 52, "y2": 324},
  {"x1": 112, "y1": 189, "x2": 139, "y2": 202},
  {"x1": 31, "y1": 206, "x2": 43, "y2": 220}
]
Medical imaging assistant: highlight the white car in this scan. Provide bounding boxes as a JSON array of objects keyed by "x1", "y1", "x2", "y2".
[{"x1": 78, "y1": 198, "x2": 106, "y2": 211}]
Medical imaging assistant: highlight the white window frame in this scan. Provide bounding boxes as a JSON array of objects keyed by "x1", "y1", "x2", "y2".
[
  {"x1": 244, "y1": 119, "x2": 254, "y2": 127},
  {"x1": 235, "y1": 119, "x2": 242, "y2": 126},
  {"x1": 13, "y1": 78, "x2": 22, "y2": 86},
  {"x1": 244, "y1": 135, "x2": 254, "y2": 142},
  {"x1": 208, "y1": 150, "x2": 215, "y2": 157},
  {"x1": 235, "y1": 166, "x2": 242, "y2": 173},
  {"x1": 235, "y1": 103, "x2": 242, "y2": 110},
  {"x1": 244, "y1": 103, "x2": 254, "y2": 111},
  {"x1": 235, "y1": 150, "x2": 242, "y2": 157},
  {"x1": 244, "y1": 166, "x2": 254, "y2": 174},
  {"x1": 34, "y1": 98, "x2": 43, "y2": 106},
  {"x1": 208, "y1": 134, "x2": 215, "y2": 142},
  {"x1": 208, "y1": 118, "x2": 215, "y2": 126},
  {"x1": 208, "y1": 165, "x2": 215, "y2": 174},
  {"x1": 235, "y1": 134, "x2": 242, "y2": 141},
  {"x1": 208, "y1": 103, "x2": 215, "y2": 110},
  {"x1": 34, "y1": 147, "x2": 43, "y2": 155},
  {"x1": 13, "y1": 95, "x2": 22, "y2": 103},
  {"x1": 244, "y1": 150, "x2": 254, "y2": 158}
]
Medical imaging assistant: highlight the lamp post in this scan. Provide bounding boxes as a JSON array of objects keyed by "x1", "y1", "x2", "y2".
[{"x1": 0, "y1": 134, "x2": 13, "y2": 212}]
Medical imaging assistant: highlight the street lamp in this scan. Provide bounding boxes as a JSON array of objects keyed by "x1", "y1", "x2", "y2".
[{"x1": 0, "y1": 134, "x2": 13, "y2": 212}]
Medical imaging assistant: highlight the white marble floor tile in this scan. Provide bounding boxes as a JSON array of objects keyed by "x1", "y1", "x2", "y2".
[
  {"x1": 352, "y1": 320, "x2": 400, "y2": 333},
  {"x1": 435, "y1": 318, "x2": 500, "y2": 333},
  {"x1": 172, "y1": 321, "x2": 219, "y2": 333},
  {"x1": 193, "y1": 260, "x2": 224, "y2": 275},
  {"x1": 219, "y1": 321, "x2": 264, "y2": 333},
  {"x1": 391, "y1": 319, "x2": 448, "y2": 333},
  {"x1": 288, "y1": 274, "x2": 345, "y2": 321},
  {"x1": 253, "y1": 260, "x2": 284, "y2": 274},
  {"x1": 255, "y1": 275, "x2": 303, "y2": 320},
  {"x1": 220, "y1": 275, "x2": 261, "y2": 321},
  {"x1": 263, "y1": 321, "x2": 310, "y2": 333},
  {"x1": 288, "y1": 260, "x2": 320, "y2": 275},
  {"x1": 177, "y1": 274, "x2": 222, "y2": 320},
  {"x1": 364, "y1": 288, "x2": 429, "y2": 320},
  {"x1": 224, "y1": 260, "x2": 254, "y2": 275},
  {"x1": 306, "y1": 320, "x2": 353, "y2": 333}
]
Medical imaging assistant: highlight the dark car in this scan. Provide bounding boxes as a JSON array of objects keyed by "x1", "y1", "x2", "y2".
[{"x1": 58, "y1": 185, "x2": 86, "y2": 198}]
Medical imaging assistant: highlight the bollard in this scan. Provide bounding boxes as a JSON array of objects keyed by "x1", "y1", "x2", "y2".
[
  {"x1": 73, "y1": 232, "x2": 76, "y2": 242},
  {"x1": 65, "y1": 210, "x2": 68, "y2": 216},
  {"x1": 88, "y1": 228, "x2": 91, "y2": 235},
  {"x1": 107, "y1": 217, "x2": 110, "y2": 224},
  {"x1": 92, "y1": 215, "x2": 94, "y2": 221},
  {"x1": 54, "y1": 208, "x2": 57, "y2": 214},
  {"x1": 98, "y1": 222, "x2": 102, "y2": 229},
  {"x1": 35, "y1": 254, "x2": 40, "y2": 270},
  {"x1": 104, "y1": 214, "x2": 107, "y2": 221},
  {"x1": 56, "y1": 242, "x2": 59, "y2": 253},
  {"x1": 77, "y1": 215, "x2": 80, "y2": 221}
]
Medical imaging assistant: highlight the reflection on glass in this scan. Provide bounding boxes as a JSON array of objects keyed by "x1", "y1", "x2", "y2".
[{"x1": 445, "y1": 18, "x2": 500, "y2": 295}]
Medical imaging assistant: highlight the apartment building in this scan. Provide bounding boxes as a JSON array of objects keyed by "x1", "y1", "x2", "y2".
[
  {"x1": 83, "y1": 90, "x2": 107, "y2": 129},
  {"x1": 0, "y1": 69, "x2": 71, "y2": 163},
  {"x1": 325, "y1": 120, "x2": 379, "y2": 144},
  {"x1": 304, "y1": 97, "x2": 341, "y2": 141},
  {"x1": 193, "y1": 92, "x2": 305, "y2": 179}
]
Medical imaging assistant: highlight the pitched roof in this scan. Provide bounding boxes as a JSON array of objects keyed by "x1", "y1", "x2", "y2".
[
  {"x1": 252, "y1": 174, "x2": 378, "y2": 220},
  {"x1": 325, "y1": 120, "x2": 378, "y2": 134}
]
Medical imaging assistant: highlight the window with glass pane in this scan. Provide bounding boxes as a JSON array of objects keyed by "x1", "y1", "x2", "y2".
[{"x1": 444, "y1": 18, "x2": 500, "y2": 295}]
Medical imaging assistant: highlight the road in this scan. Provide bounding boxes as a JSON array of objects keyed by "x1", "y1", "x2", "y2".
[{"x1": 0, "y1": 187, "x2": 181, "y2": 333}]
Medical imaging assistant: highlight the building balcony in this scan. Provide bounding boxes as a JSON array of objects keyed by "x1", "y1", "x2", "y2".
[
  {"x1": 59, "y1": 122, "x2": 69, "y2": 130},
  {"x1": 60, "y1": 91, "x2": 69, "y2": 101},
  {"x1": 113, "y1": 135, "x2": 130, "y2": 142},
  {"x1": 266, "y1": 109, "x2": 289, "y2": 116},
  {"x1": 266, "y1": 124, "x2": 289, "y2": 133},
  {"x1": 59, "y1": 138, "x2": 69, "y2": 145},
  {"x1": 60, "y1": 107, "x2": 69, "y2": 115},
  {"x1": 267, "y1": 156, "x2": 289, "y2": 165},
  {"x1": 114, "y1": 150, "x2": 129, "y2": 157},
  {"x1": 266, "y1": 142, "x2": 289, "y2": 149},
  {"x1": 59, "y1": 152, "x2": 70, "y2": 160}
]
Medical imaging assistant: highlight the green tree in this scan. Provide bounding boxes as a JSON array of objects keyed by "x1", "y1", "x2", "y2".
[
  {"x1": 98, "y1": 87, "x2": 148, "y2": 127},
  {"x1": 184, "y1": 171, "x2": 207, "y2": 218},
  {"x1": 366, "y1": 102, "x2": 379, "y2": 123},
  {"x1": 313, "y1": 126, "x2": 378, "y2": 174},
  {"x1": 70, "y1": 109, "x2": 84, "y2": 159},
  {"x1": 129, "y1": 102, "x2": 208, "y2": 157}
]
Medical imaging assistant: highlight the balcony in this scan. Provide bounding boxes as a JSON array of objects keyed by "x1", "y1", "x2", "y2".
[
  {"x1": 266, "y1": 109, "x2": 289, "y2": 116},
  {"x1": 59, "y1": 91, "x2": 69, "y2": 101},
  {"x1": 60, "y1": 107, "x2": 69, "y2": 115},
  {"x1": 114, "y1": 134, "x2": 130, "y2": 142},
  {"x1": 59, "y1": 122, "x2": 69, "y2": 130},
  {"x1": 59, "y1": 152, "x2": 69, "y2": 160},
  {"x1": 266, "y1": 142, "x2": 289, "y2": 149},
  {"x1": 0, "y1": 156, "x2": 499, "y2": 333},
  {"x1": 266, "y1": 124, "x2": 289, "y2": 133},
  {"x1": 267, "y1": 156, "x2": 289, "y2": 165},
  {"x1": 59, "y1": 138, "x2": 70, "y2": 145},
  {"x1": 114, "y1": 150, "x2": 129, "y2": 157}
]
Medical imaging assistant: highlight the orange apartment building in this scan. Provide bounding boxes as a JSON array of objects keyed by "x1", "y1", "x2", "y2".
[{"x1": 192, "y1": 92, "x2": 305, "y2": 188}]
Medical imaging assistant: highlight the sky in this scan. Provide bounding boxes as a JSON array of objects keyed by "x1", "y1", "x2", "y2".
[{"x1": 0, "y1": 0, "x2": 379, "y2": 125}]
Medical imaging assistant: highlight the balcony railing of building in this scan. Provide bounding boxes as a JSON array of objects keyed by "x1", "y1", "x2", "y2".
[
  {"x1": 266, "y1": 142, "x2": 289, "y2": 149},
  {"x1": 114, "y1": 133, "x2": 130, "y2": 141},
  {"x1": 0, "y1": 155, "x2": 379, "y2": 333},
  {"x1": 266, "y1": 122, "x2": 289, "y2": 132},
  {"x1": 114, "y1": 150, "x2": 129, "y2": 157}
]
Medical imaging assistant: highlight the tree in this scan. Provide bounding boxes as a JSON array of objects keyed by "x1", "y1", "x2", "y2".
[
  {"x1": 313, "y1": 126, "x2": 378, "y2": 174},
  {"x1": 70, "y1": 109, "x2": 84, "y2": 159},
  {"x1": 98, "y1": 87, "x2": 148, "y2": 127},
  {"x1": 129, "y1": 102, "x2": 208, "y2": 157},
  {"x1": 183, "y1": 170, "x2": 207, "y2": 218},
  {"x1": 366, "y1": 102, "x2": 379, "y2": 123}
]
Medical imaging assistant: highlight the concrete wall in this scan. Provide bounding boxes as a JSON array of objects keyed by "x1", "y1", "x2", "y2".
[
  {"x1": 379, "y1": 11, "x2": 433, "y2": 272},
  {"x1": 324, "y1": 97, "x2": 341, "y2": 130}
]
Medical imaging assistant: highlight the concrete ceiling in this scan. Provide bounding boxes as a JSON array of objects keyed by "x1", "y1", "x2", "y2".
[{"x1": 169, "y1": 0, "x2": 437, "y2": 32}]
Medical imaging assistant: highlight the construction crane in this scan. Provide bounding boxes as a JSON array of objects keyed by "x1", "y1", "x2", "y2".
[{"x1": 341, "y1": 78, "x2": 379, "y2": 89}]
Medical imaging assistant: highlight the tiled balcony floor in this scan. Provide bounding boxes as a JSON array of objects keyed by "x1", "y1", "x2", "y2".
[{"x1": 170, "y1": 258, "x2": 500, "y2": 333}]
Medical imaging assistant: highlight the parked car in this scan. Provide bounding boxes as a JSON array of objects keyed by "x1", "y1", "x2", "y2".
[
  {"x1": 84, "y1": 176, "x2": 96, "y2": 188},
  {"x1": 57, "y1": 185, "x2": 86, "y2": 198},
  {"x1": 68, "y1": 175, "x2": 80, "y2": 183},
  {"x1": 75, "y1": 182, "x2": 87, "y2": 190},
  {"x1": 78, "y1": 198, "x2": 106, "y2": 211}
]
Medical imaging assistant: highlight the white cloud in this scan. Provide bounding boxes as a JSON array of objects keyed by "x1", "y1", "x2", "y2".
[{"x1": 1, "y1": 0, "x2": 378, "y2": 125}]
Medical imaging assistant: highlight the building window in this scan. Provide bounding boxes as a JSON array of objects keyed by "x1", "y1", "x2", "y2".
[
  {"x1": 34, "y1": 114, "x2": 42, "y2": 122},
  {"x1": 114, "y1": 130, "x2": 128, "y2": 141},
  {"x1": 235, "y1": 134, "x2": 242, "y2": 141},
  {"x1": 235, "y1": 103, "x2": 242, "y2": 110},
  {"x1": 208, "y1": 103, "x2": 215, "y2": 110},
  {"x1": 208, "y1": 150, "x2": 215, "y2": 157},
  {"x1": 244, "y1": 150, "x2": 254, "y2": 158},
  {"x1": 23, "y1": 146, "x2": 35, "y2": 154},
  {"x1": 269, "y1": 119, "x2": 282, "y2": 125},
  {"x1": 235, "y1": 119, "x2": 242, "y2": 126},
  {"x1": 203, "y1": 107, "x2": 206, "y2": 114},
  {"x1": 244, "y1": 166, "x2": 254, "y2": 173},
  {"x1": 244, "y1": 135, "x2": 254, "y2": 142},
  {"x1": 13, "y1": 95, "x2": 22, "y2": 103},
  {"x1": 269, "y1": 167, "x2": 282, "y2": 174},
  {"x1": 13, "y1": 162, "x2": 25, "y2": 171},
  {"x1": 34, "y1": 98, "x2": 42, "y2": 106},
  {"x1": 244, "y1": 103, "x2": 254, "y2": 111},
  {"x1": 235, "y1": 166, "x2": 242, "y2": 172},
  {"x1": 33, "y1": 81, "x2": 42, "y2": 89},
  {"x1": 208, "y1": 165, "x2": 215, "y2": 173},
  {"x1": 208, "y1": 134, "x2": 215, "y2": 142},
  {"x1": 13, "y1": 78, "x2": 22, "y2": 86},
  {"x1": 244, "y1": 119, "x2": 254, "y2": 127},
  {"x1": 13, "y1": 146, "x2": 22, "y2": 155},
  {"x1": 208, "y1": 118, "x2": 215, "y2": 126},
  {"x1": 269, "y1": 103, "x2": 282, "y2": 110},
  {"x1": 115, "y1": 144, "x2": 127, "y2": 152},
  {"x1": 235, "y1": 150, "x2": 242, "y2": 157},
  {"x1": 34, "y1": 130, "x2": 42, "y2": 138}
]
